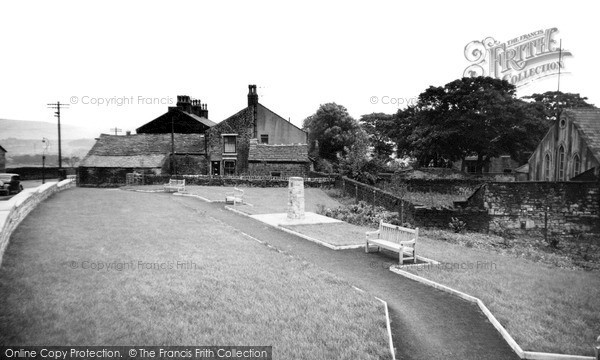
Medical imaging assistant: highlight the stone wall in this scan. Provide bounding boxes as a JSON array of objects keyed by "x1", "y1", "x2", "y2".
[
  {"x1": 138, "y1": 174, "x2": 333, "y2": 188},
  {"x1": 7, "y1": 167, "x2": 77, "y2": 180},
  {"x1": 336, "y1": 177, "x2": 416, "y2": 224},
  {"x1": 335, "y1": 176, "x2": 600, "y2": 235},
  {"x1": 467, "y1": 181, "x2": 600, "y2": 235},
  {"x1": 381, "y1": 177, "x2": 485, "y2": 195},
  {"x1": 78, "y1": 167, "x2": 139, "y2": 187},
  {"x1": 0, "y1": 179, "x2": 75, "y2": 265},
  {"x1": 413, "y1": 207, "x2": 490, "y2": 232},
  {"x1": 248, "y1": 162, "x2": 309, "y2": 178}
]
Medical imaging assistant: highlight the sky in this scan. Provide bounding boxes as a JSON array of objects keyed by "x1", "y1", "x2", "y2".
[{"x1": 0, "y1": 0, "x2": 598, "y2": 136}]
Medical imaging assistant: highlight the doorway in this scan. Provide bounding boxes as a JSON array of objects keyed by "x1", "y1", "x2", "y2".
[{"x1": 211, "y1": 161, "x2": 220, "y2": 176}]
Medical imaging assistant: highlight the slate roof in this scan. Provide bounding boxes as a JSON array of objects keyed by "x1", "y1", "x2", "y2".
[
  {"x1": 248, "y1": 141, "x2": 309, "y2": 162},
  {"x1": 0, "y1": 144, "x2": 6, "y2": 153},
  {"x1": 184, "y1": 112, "x2": 216, "y2": 127},
  {"x1": 80, "y1": 133, "x2": 205, "y2": 168},
  {"x1": 567, "y1": 108, "x2": 600, "y2": 162},
  {"x1": 136, "y1": 109, "x2": 215, "y2": 134}
]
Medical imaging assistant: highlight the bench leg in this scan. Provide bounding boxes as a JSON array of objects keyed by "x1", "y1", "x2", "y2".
[{"x1": 399, "y1": 246, "x2": 404, "y2": 265}]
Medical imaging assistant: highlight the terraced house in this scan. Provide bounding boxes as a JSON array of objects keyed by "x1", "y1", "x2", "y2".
[{"x1": 78, "y1": 85, "x2": 310, "y2": 186}]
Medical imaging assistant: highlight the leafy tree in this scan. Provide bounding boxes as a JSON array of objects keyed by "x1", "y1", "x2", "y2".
[
  {"x1": 303, "y1": 103, "x2": 363, "y2": 164},
  {"x1": 522, "y1": 91, "x2": 595, "y2": 122},
  {"x1": 359, "y1": 113, "x2": 394, "y2": 161},
  {"x1": 339, "y1": 128, "x2": 385, "y2": 184},
  {"x1": 394, "y1": 77, "x2": 547, "y2": 172}
]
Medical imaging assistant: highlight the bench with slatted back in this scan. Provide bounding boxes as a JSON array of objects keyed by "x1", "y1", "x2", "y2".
[
  {"x1": 225, "y1": 187, "x2": 244, "y2": 205},
  {"x1": 365, "y1": 221, "x2": 419, "y2": 265},
  {"x1": 164, "y1": 179, "x2": 185, "y2": 193}
]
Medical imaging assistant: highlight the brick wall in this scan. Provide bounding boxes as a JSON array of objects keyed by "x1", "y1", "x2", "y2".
[
  {"x1": 248, "y1": 162, "x2": 309, "y2": 178},
  {"x1": 0, "y1": 179, "x2": 75, "y2": 265}
]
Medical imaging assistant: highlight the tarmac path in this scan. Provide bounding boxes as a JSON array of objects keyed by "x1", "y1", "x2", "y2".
[{"x1": 173, "y1": 195, "x2": 520, "y2": 360}]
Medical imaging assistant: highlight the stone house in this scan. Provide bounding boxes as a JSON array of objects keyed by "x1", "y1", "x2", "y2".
[
  {"x1": 79, "y1": 85, "x2": 310, "y2": 182},
  {"x1": 78, "y1": 133, "x2": 206, "y2": 186},
  {"x1": 528, "y1": 108, "x2": 600, "y2": 181},
  {"x1": 136, "y1": 95, "x2": 215, "y2": 134},
  {"x1": 0, "y1": 144, "x2": 6, "y2": 172},
  {"x1": 247, "y1": 139, "x2": 310, "y2": 177},
  {"x1": 454, "y1": 155, "x2": 522, "y2": 175},
  {"x1": 206, "y1": 85, "x2": 308, "y2": 176}
]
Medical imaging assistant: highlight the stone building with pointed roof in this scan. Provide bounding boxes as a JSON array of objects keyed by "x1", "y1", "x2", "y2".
[
  {"x1": 136, "y1": 95, "x2": 215, "y2": 134},
  {"x1": 528, "y1": 108, "x2": 600, "y2": 181},
  {"x1": 206, "y1": 85, "x2": 308, "y2": 176},
  {"x1": 78, "y1": 133, "x2": 206, "y2": 186},
  {"x1": 78, "y1": 85, "x2": 310, "y2": 185}
]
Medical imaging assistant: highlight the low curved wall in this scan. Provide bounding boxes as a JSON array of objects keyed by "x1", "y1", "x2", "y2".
[{"x1": 0, "y1": 179, "x2": 75, "y2": 266}]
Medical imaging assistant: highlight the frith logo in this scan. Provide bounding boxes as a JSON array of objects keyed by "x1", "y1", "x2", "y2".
[{"x1": 463, "y1": 28, "x2": 572, "y2": 87}]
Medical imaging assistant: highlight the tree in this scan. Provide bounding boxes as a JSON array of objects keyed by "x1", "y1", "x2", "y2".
[
  {"x1": 359, "y1": 113, "x2": 395, "y2": 161},
  {"x1": 522, "y1": 91, "x2": 595, "y2": 122},
  {"x1": 394, "y1": 77, "x2": 548, "y2": 172},
  {"x1": 303, "y1": 103, "x2": 363, "y2": 164}
]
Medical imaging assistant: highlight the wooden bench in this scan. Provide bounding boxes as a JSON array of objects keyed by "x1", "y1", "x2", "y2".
[
  {"x1": 225, "y1": 187, "x2": 244, "y2": 205},
  {"x1": 365, "y1": 221, "x2": 418, "y2": 265},
  {"x1": 164, "y1": 179, "x2": 185, "y2": 193}
]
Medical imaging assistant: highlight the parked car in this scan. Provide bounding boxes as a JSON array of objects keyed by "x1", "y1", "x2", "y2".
[{"x1": 0, "y1": 173, "x2": 23, "y2": 195}]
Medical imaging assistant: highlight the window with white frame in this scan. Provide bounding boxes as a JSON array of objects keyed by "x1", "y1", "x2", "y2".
[
  {"x1": 223, "y1": 135, "x2": 236, "y2": 153},
  {"x1": 224, "y1": 160, "x2": 236, "y2": 175}
]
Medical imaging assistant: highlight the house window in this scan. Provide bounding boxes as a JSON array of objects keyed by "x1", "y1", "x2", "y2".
[
  {"x1": 260, "y1": 134, "x2": 269, "y2": 144},
  {"x1": 544, "y1": 153, "x2": 551, "y2": 181},
  {"x1": 573, "y1": 154, "x2": 581, "y2": 177},
  {"x1": 466, "y1": 161, "x2": 477, "y2": 174},
  {"x1": 557, "y1": 145, "x2": 565, "y2": 181},
  {"x1": 223, "y1": 136, "x2": 236, "y2": 153},
  {"x1": 224, "y1": 160, "x2": 236, "y2": 175}
]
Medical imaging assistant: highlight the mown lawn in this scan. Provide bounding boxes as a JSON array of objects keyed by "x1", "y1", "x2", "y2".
[
  {"x1": 308, "y1": 190, "x2": 600, "y2": 356},
  {"x1": 0, "y1": 189, "x2": 390, "y2": 359},
  {"x1": 400, "y1": 234, "x2": 600, "y2": 356}
]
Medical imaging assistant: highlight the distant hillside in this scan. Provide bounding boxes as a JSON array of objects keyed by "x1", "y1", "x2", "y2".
[
  {"x1": 1, "y1": 138, "x2": 96, "y2": 157},
  {"x1": 0, "y1": 118, "x2": 101, "y2": 140}
]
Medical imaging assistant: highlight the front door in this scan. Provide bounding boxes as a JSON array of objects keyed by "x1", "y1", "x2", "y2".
[{"x1": 211, "y1": 161, "x2": 220, "y2": 176}]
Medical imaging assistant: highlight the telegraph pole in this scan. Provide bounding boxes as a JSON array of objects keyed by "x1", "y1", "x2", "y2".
[
  {"x1": 47, "y1": 101, "x2": 69, "y2": 170},
  {"x1": 110, "y1": 127, "x2": 122, "y2": 135}
]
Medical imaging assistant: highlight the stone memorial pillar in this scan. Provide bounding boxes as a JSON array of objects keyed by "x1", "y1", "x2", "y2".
[{"x1": 287, "y1": 177, "x2": 305, "y2": 220}]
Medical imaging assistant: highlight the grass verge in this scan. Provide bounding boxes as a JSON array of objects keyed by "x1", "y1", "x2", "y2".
[
  {"x1": 399, "y1": 234, "x2": 600, "y2": 356},
  {"x1": 0, "y1": 189, "x2": 390, "y2": 359}
]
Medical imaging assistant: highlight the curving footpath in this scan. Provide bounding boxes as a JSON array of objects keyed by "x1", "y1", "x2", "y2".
[{"x1": 174, "y1": 196, "x2": 520, "y2": 360}]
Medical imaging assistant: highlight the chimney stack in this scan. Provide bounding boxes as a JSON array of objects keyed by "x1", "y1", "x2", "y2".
[
  {"x1": 176, "y1": 95, "x2": 192, "y2": 113},
  {"x1": 248, "y1": 84, "x2": 258, "y2": 107},
  {"x1": 248, "y1": 85, "x2": 258, "y2": 138}
]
